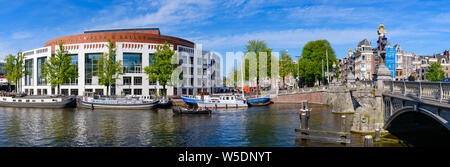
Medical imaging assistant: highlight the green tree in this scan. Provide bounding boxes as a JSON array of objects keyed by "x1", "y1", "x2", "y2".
[
  {"x1": 279, "y1": 51, "x2": 294, "y2": 88},
  {"x1": 96, "y1": 40, "x2": 124, "y2": 96},
  {"x1": 2, "y1": 52, "x2": 26, "y2": 93},
  {"x1": 299, "y1": 40, "x2": 337, "y2": 86},
  {"x1": 426, "y1": 62, "x2": 446, "y2": 81},
  {"x1": 244, "y1": 40, "x2": 272, "y2": 88},
  {"x1": 298, "y1": 58, "x2": 316, "y2": 87},
  {"x1": 41, "y1": 42, "x2": 78, "y2": 95},
  {"x1": 144, "y1": 42, "x2": 180, "y2": 96}
]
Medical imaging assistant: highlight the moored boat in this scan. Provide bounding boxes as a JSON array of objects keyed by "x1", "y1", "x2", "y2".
[
  {"x1": 246, "y1": 94, "x2": 271, "y2": 106},
  {"x1": 197, "y1": 94, "x2": 248, "y2": 109},
  {"x1": 78, "y1": 93, "x2": 158, "y2": 110},
  {"x1": 181, "y1": 95, "x2": 206, "y2": 105},
  {"x1": 157, "y1": 96, "x2": 173, "y2": 108},
  {"x1": 0, "y1": 95, "x2": 77, "y2": 108}
]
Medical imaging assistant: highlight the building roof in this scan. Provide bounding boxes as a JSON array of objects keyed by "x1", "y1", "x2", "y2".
[
  {"x1": 43, "y1": 27, "x2": 194, "y2": 50},
  {"x1": 84, "y1": 27, "x2": 160, "y2": 34},
  {"x1": 358, "y1": 39, "x2": 370, "y2": 47}
]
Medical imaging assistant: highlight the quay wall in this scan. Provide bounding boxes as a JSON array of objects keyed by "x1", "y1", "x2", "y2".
[{"x1": 271, "y1": 92, "x2": 324, "y2": 104}]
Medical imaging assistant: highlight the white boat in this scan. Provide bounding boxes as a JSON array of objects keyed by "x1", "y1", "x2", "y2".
[
  {"x1": 197, "y1": 94, "x2": 248, "y2": 109},
  {"x1": 78, "y1": 93, "x2": 158, "y2": 110}
]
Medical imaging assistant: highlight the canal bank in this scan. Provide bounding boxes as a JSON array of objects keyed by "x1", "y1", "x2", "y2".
[{"x1": 0, "y1": 104, "x2": 406, "y2": 147}]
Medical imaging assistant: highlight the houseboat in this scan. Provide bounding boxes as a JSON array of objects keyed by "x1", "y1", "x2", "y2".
[
  {"x1": 196, "y1": 94, "x2": 248, "y2": 109},
  {"x1": 0, "y1": 95, "x2": 77, "y2": 108},
  {"x1": 78, "y1": 93, "x2": 158, "y2": 110}
]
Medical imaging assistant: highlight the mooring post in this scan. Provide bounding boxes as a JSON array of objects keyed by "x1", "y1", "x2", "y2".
[
  {"x1": 375, "y1": 128, "x2": 381, "y2": 141},
  {"x1": 364, "y1": 135, "x2": 373, "y2": 147},
  {"x1": 340, "y1": 115, "x2": 346, "y2": 132}
]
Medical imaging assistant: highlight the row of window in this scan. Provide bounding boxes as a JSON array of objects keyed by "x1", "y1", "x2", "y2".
[{"x1": 24, "y1": 88, "x2": 167, "y2": 96}]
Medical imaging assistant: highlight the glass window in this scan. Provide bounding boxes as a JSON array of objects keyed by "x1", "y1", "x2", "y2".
[
  {"x1": 85, "y1": 53, "x2": 101, "y2": 85},
  {"x1": 149, "y1": 53, "x2": 155, "y2": 66},
  {"x1": 134, "y1": 77, "x2": 142, "y2": 85},
  {"x1": 134, "y1": 89, "x2": 142, "y2": 95},
  {"x1": 37, "y1": 57, "x2": 47, "y2": 85},
  {"x1": 65, "y1": 54, "x2": 78, "y2": 85},
  {"x1": 123, "y1": 77, "x2": 132, "y2": 85},
  {"x1": 71, "y1": 89, "x2": 78, "y2": 96},
  {"x1": 25, "y1": 59, "x2": 33, "y2": 86},
  {"x1": 123, "y1": 89, "x2": 131, "y2": 95},
  {"x1": 123, "y1": 53, "x2": 142, "y2": 73}
]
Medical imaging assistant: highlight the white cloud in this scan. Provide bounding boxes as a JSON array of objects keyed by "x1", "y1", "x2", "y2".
[
  {"x1": 98, "y1": 0, "x2": 215, "y2": 28},
  {"x1": 195, "y1": 28, "x2": 375, "y2": 50},
  {"x1": 0, "y1": 41, "x2": 13, "y2": 59},
  {"x1": 11, "y1": 31, "x2": 32, "y2": 39},
  {"x1": 430, "y1": 13, "x2": 450, "y2": 24},
  {"x1": 287, "y1": 6, "x2": 356, "y2": 19},
  {"x1": 194, "y1": 26, "x2": 440, "y2": 52}
]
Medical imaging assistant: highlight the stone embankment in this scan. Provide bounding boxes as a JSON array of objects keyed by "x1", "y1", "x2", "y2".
[
  {"x1": 322, "y1": 88, "x2": 355, "y2": 114},
  {"x1": 271, "y1": 91, "x2": 323, "y2": 104},
  {"x1": 271, "y1": 86, "x2": 385, "y2": 133},
  {"x1": 349, "y1": 89, "x2": 385, "y2": 133}
]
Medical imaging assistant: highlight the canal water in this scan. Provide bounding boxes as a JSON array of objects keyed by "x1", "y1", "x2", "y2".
[{"x1": 0, "y1": 104, "x2": 405, "y2": 147}]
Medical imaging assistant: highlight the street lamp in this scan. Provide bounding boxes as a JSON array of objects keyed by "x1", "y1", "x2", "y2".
[{"x1": 295, "y1": 55, "x2": 301, "y2": 89}]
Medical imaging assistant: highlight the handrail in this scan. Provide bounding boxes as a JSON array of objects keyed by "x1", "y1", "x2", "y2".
[{"x1": 356, "y1": 80, "x2": 450, "y2": 103}]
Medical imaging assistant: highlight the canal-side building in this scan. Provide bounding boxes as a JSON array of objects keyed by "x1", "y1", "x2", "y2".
[
  {"x1": 353, "y1": 39, "x2": 374, "y2": 80},
  {"x1": 385, "y1": 42, "x2": 396, "y2": 79},
  {"x1": 20, "y1": 27, "x2": 221, "y2": 96}
]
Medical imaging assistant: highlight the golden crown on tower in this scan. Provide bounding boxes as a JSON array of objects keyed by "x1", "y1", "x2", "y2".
[{"x1": 377, "y1": 24, "x2": 386, "y2": 36}]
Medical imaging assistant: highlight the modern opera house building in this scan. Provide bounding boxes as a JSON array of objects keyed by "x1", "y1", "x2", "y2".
[{"x1": 21, "y1": 27, "x2": 221, "y2": 96}]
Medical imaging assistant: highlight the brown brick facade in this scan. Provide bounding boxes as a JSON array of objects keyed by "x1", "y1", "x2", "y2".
[{"x1": 44, "y1": 31, "x2": 195, "y2": 51}]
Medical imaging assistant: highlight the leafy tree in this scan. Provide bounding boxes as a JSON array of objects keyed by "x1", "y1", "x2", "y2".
[
  {"x1": 298, "y1": 58, "x2": 316, "y2": 87},
  {"x1": 279, "y1": 51, "x2": 294, "y2": 88},
  {"x1": 96, "y1": 39, "x2": 124, "y2": 96},
  {"x1": 426, "y1": 62, "x2": 446, "y2": 81},
  {"x1": 298, "y1": 40, "x2": 337, "y2": 86},
  {"x1": 2, "y1": 52, "x2": 26, "y2": 93},
  {"x1": 244, "y1": 40, "x2": 272, "y2": 88},
  {"x1": 144, "y1": 42, "x2": 180, "y2": 96},
  {"x1": 41, "y1": 42, "x2": 78, "y2": 95}
]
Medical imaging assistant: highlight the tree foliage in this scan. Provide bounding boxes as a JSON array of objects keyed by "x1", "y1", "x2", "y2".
[
  {"x1": 41, "y1": 42, "x2": 78, "y2": 95},
  {"x1": 96, "y1": 39, "x2": 124, "y2": 96},
  {"x1": 279, "y1": 51, "x2": 294, "y2": 88},
  {"x1": 2, "y1": 52, "x2": 26, "y2": 93},
  {"x1": 144, "y1": 42, "x2": 180, "y2": 96},
  {"x1": 298, "y1": 40, "x2": 337, "y2": 86},
  {"x1": 244, "y1": 40, "x2": 272, "y2": 85},
  {"x1": 426, "y1": 62, "x2": 446, "y2": 81}
]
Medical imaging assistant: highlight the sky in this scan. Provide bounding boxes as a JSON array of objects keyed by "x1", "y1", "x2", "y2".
[{"x1": 1, "y1": 0, "x2": 450, "y2": 75}]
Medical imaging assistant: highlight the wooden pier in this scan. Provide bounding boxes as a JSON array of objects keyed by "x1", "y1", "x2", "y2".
[{"x1": 295, "y1": 100, "x2": 352, "y2": 144}]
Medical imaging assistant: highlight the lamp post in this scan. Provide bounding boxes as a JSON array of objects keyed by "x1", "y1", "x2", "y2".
[{"x1": 295, "y1": 55, "x2": 301, "y2": 89}]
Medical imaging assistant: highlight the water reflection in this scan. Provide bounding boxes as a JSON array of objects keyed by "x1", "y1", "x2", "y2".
[{"x1": 0, "y1": 104, "x2": 405, "y2": 147}]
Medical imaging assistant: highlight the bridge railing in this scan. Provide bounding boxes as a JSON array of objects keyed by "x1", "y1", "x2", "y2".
[{"x1": 382, "y1": 81, "x2": 450, "y2": 103}]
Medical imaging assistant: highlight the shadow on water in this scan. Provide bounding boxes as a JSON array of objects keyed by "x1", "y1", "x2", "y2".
[{"x1": 386, "y1": 112, "x2": 450, "y2": 147}]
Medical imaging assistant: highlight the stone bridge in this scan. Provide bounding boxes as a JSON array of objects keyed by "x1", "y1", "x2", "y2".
[{"x1": 378, "y1": 81, "x2": 450, "y2": 131}]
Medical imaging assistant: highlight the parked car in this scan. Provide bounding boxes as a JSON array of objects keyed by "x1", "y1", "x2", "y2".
[{"x1": 440, "y1": 78, "x2": 450, "y2": 82}]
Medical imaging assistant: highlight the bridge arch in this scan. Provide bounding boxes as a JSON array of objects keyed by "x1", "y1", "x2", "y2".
[{"x1": 384, "y1": 106, "x2": 450, "y2": 131}]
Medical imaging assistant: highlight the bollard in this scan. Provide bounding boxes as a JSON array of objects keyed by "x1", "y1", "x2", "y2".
[
  {"x1": 340, "y1": 115, "x2": 346, "y2": 132},
  {"x1": 364, "y1": 135, "x2": 373, "y2": 147},
  {"x1": 375, "y1": 128, "x2": 381, "y2": 141},
  {"x1": 300, "y1": 112, "x2": 309, "y2": 130}
]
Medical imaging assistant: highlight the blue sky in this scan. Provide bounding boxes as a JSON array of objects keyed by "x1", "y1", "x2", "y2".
[{"x1": 1, "y1": 0, "x2": 450, "y2": 72}]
